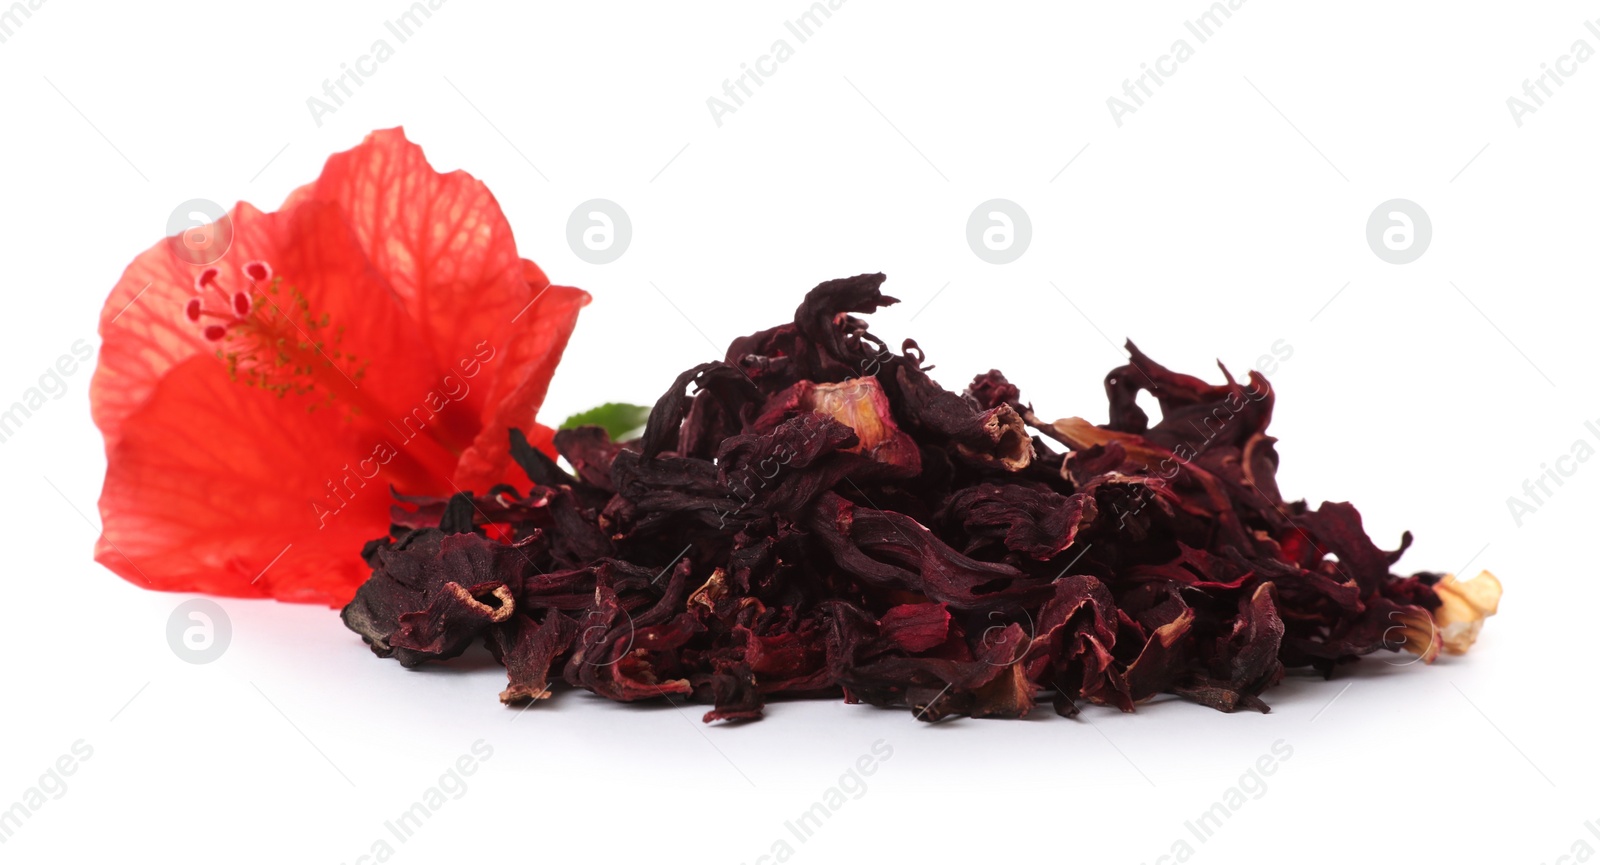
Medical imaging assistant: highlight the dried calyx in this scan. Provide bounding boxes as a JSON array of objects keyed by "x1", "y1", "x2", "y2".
[{"x1": 342, "y1": 273, "x2": 1501, "y2": 723}]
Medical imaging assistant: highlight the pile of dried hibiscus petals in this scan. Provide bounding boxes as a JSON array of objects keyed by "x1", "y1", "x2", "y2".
[{"x1": 342, "y1": 273, "x2": 1501, "y2": 722}]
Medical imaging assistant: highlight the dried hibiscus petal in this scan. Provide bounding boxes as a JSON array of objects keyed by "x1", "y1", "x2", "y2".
[
  {"x1": 491, "y1": 611, "x2": 579, "y2": 704},
  {"x1": 343, "y1": 523, "x2": 531, "y2": 667}
]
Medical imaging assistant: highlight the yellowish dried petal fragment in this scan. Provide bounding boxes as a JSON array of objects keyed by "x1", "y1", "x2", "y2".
[
  {"x1": 1028, "y1": 414, "x2": 1170, "y2": 469},
  {"x1": 802, "y1": 378, "x2": 922, "y2": 470},
  {"x1": 1394, "y1": 606, "x2": 1441, "y2": 664},
  {"x1": 805, "y1": 379, "x2": 901, "y2": 455},
  {"x1": 1434, "y1": 570, "x2": 1502, "y2": 655}
]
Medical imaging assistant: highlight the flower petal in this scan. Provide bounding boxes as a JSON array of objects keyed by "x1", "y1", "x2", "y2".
[
  {"x1": 454, "y1": 272, "x2": 590, "y2": 492},
  {"x1": 98, "y1": 356, "x2": 408, "y2": 604},
  {"x1": 285, "y1": 129, "x2": 589, "y2": 486},
  {"x1": 284, "y1": 128, "x2": 531, "y2": 394},
  {"x1": 93, "y1": 200, "x2": 451, "y2": 453},
  {"x1": 92, "y1": 202, "x2": 278, "y2": 452}
]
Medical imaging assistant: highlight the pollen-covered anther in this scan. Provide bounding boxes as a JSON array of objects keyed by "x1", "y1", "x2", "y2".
[{"x1": 184, "y1": 263, "x2": 272, "y2": 342}]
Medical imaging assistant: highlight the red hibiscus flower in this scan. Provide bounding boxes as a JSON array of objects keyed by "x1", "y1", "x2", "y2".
[{"x1": 91, "y1": 128, "x2": 589, "y2": 606}]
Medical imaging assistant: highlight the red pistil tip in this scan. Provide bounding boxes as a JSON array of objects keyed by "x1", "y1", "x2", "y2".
[
  {"x1": 233, "y1": 291, "x2": 252, "y2": 317},
  {"x1": 196, "y1": 267, "x2": 220, "y2": 291},
  {"x1": 185, "y1": 298, "x2": 202, "y2": 323},
  {"x1": 203, "y1": 324, "x2": 227, "y2": 341},
  {"x1": 244, "y1": 261, "x2": 271, "y2": 283}
]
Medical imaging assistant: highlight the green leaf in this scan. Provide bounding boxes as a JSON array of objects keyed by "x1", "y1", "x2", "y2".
[{"x1": 559, "y1": 402, "x2": 651, "y2": 440}]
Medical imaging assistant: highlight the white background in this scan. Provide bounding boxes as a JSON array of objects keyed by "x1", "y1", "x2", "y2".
[{"x1": 1, "y1": 1, "x2": 1595, "y2": 862}]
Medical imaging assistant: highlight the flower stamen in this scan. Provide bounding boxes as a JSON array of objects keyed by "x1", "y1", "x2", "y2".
[{"x1": 179, "y1": 261, "x2": 368, "y2": 409}]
